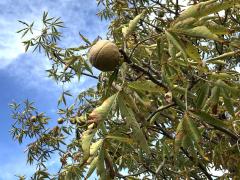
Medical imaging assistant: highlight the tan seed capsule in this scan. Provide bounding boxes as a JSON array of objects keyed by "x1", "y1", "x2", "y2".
[{"x1": 88, "y1": 40, "x2": 120, "y2": 72}]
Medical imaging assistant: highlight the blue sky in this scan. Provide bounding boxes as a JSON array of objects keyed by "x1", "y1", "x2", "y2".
[{"x1": 0, "y1": 0, "x2": 107, "y2": 179}]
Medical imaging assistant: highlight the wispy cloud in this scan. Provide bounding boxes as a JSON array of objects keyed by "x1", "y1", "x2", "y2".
[
  {"x1": 0, "y1": 0, "x2": 108, "y2": 179},
  {"x1": 0, "y1": 0, "x2": 108, "y2": 73},
  {"x1": 0, "y1": 0, "x2": 107, "y2": 92}
]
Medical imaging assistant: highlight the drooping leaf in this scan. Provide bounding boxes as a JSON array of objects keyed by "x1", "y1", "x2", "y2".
[
  {"x1": 206, "y1": 51, "x2": 240, "y2": 62},
  {"x1": 90, "y1": 139, "x2": 103, "y2": 157},
  {"x1": 118, "y1": 94, "x2": 150, "y2": 154},
  {"x1": 79, "y1": 33, "x2": 91, "y2": 45},
  {"x1": 96, "y1": 147, "x2": 106, "y2": 180},
  {"x1": 89, "y1": 93, "x2": 118, "y2": 123},
  {"x1": 122, "y1": 10, "x2": 146, "y2": 38},
  {"x1": 215, "y1": 79, "x2": 238, "y2": 95},
  {"x1": 183, "y1": 113, "x2": 201, "y2": 143},
  {"x1": 128, "y1": 80, "x2": 165, "y2": 94},
  {"x1": 106, "y1": 135, "x2": 134, "y2": 144},
  {"x1": 193, "y1": 111, "x2": 228, "y2": 129},
  {"x1": 174, "y1": 118, "x2": 185, "y2": 154},
  {"x1": 157, "y1": 37, "x2": 164, "y2": 64},
  {"x1": 172, "y1": 17, "x2": 197, "y2": 29},
  {"x1": 204, "y1": 21, "x2": 233, "y2": 35},
  {"x1": 173, "y1": 85, "x2": 196, "y2": 100},
  {"x1": 222, "y1": 89, "x2": 235, "y2": 117},
  {"x1": 165, "y1": 31, "x2": 187, "y2": 59},
  {"x1": 86, "y1": 156, "x2": 98, "y2": 179},
  {"x1": 81, "y1": 124, "x2": 97, "y2": 162},
  {"x1": 175, "y1": 0, "x2": 238, "y2": 22},
  {"x1": 209, "y1": 85, "x2": 220, "y2": 104},
  {"x1": 223, "y1": 96, "x2": 235, "y2": 117},
  {"x1": 180, "y1": 26, "x2": 221, "y2": 41},
  {"x1": 196, "y1": 83, "x2": 210, "y2": 109},
  {"x1": 185, "y1": 41, "x2": 201, "y2": 62}
]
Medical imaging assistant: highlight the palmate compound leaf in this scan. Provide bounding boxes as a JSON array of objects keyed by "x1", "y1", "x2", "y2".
[
  {"x1": 118, "y1": 93, "x2": 150, "y2": 155},
  {"x1": 88, "y1": 93, "x2": 119, "y2": 123}
]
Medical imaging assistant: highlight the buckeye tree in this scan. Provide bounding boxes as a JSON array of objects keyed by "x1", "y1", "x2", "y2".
[{"x1": 12, "y1": 0, "x2": 240, "y2": 179}]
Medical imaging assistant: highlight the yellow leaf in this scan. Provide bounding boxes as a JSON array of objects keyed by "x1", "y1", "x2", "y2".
[{"x1": 122, "y1": 10, "x2": 146, "y2": 38}]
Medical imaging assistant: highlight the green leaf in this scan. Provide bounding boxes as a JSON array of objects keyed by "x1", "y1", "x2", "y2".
[
  {"x1": 180, "y1": 26, "x2": 221, "y2": 41},
  {"x1": 172, "y1": 17, "x2": 196, "y2": 29},
  {"x1": 89, "y1": 93, "x2": 118, "y2": 123},
  {"x1": 206, "y1": 51, "x2": 240, "y2": 62},
  {"x1": 86, "y1": 156, "x2": 98, "y2": 179},
  {"x1": 128, "y1": 80, "x2": 164, "y2": 94},
  {"x1": 209, "y1": 85, "x2": 220, "y2": 104},
  {"x1": 215, "y1": 79, "x2": 238, "y2": 95},
  {"x1": 223, "y1": 96, "x2": 234, "y2": 117},
  {"x1": 149, "y1": 111, "x2": 161, "y2": 125},
  {"x1": 81, "y1": 124, "x2": 97, "y2": 162},
  {"x1": 90, "y1": 139, "x2": 103, "y2": 157},
  {"x1": 96, "y1": 148, "x2": 106, "y2": 180},
  {"x1": 222, "y1": 89, "x2": 235, "y2": 117},
  {"x1": 79, "y1": 33, "x2": 91, "y2": 45},
  {"x1": 183, "y1": 113, "x2": 201, "y2": 143},
  {"x1": 118, "y1": 94, "x2": 150, "y2": 154},
  {"x1": 173, "y1": 85, "x2": 196, "y2": 99},
  {"x1": 196, "y1": 83, "x2": 210, "y2": 109},
  {"x1": 64, "y1": 56, "x2": 79, "y2": 70},
  {"x1": 175, "y1": 0, "x2": 238, "y2": 22},
  {"x1": 106, "y1": 135, "x2": 134, "y2": 144},
  {"x1": 204, "y1": 21, "x2": 232, "y2": 35},
  {"x1": 165, "y1": 31, "x2": 187, "y2": 59},
  {"x1": 174, "y1": 118, "x2": 185, "y2": 154},
  {"x1": 185, "y1": 41, "x2": 201, "y2": 62},
  {"x1": 122, "y1": 10, "x2": 146, "y2": 38},
  {"x1": 193, "y1": 111, "x2": 227, "y2": 129},
  {"x1": 157, "y1": 37, "x2": 164, "y2": 64}
]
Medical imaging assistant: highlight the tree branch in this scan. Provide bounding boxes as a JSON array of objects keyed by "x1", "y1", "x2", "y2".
[{"x1": 119, "y1": 49, "x2": 168, "y2": 91}]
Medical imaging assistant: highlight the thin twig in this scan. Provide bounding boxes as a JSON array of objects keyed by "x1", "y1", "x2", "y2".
[{"x1": 146, "y1": 103, "x2": 175, "y2": 122}]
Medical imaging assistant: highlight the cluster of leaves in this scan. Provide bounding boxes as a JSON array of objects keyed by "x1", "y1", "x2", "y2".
[{"x1": 11, "y1": 0, "x2": 240, "y2": 179}]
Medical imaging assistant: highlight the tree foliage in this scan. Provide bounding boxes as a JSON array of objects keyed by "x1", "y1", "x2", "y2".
[{"x1": 11, "y1": 0, "x2": 240, "y2": 179}]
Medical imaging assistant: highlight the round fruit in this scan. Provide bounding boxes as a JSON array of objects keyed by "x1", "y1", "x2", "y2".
[
  {"x1": 57, "y1": 118, "x2": 64, "y2": 124},
  {"x1": 70, "y1": 118, "x2": 76, "y2": 124},
  {"x1": 88, "y1": 40, "x2": 120, "y2": 72},
  {"x1": 30, "y1": 116, "x2": 37, "y2": 122}
]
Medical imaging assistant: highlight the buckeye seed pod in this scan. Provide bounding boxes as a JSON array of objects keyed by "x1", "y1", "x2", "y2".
[{"x1": 88, "y1": 40, "x2": 120, "y2": 72}]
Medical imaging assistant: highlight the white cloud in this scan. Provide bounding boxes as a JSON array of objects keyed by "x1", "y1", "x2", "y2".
[
  {"x1": 0, "y1": 20, "x2": 25, "y2": 69},
  {"x1": 0, "y1": 0, "x2": 108, "y2": 69}
]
